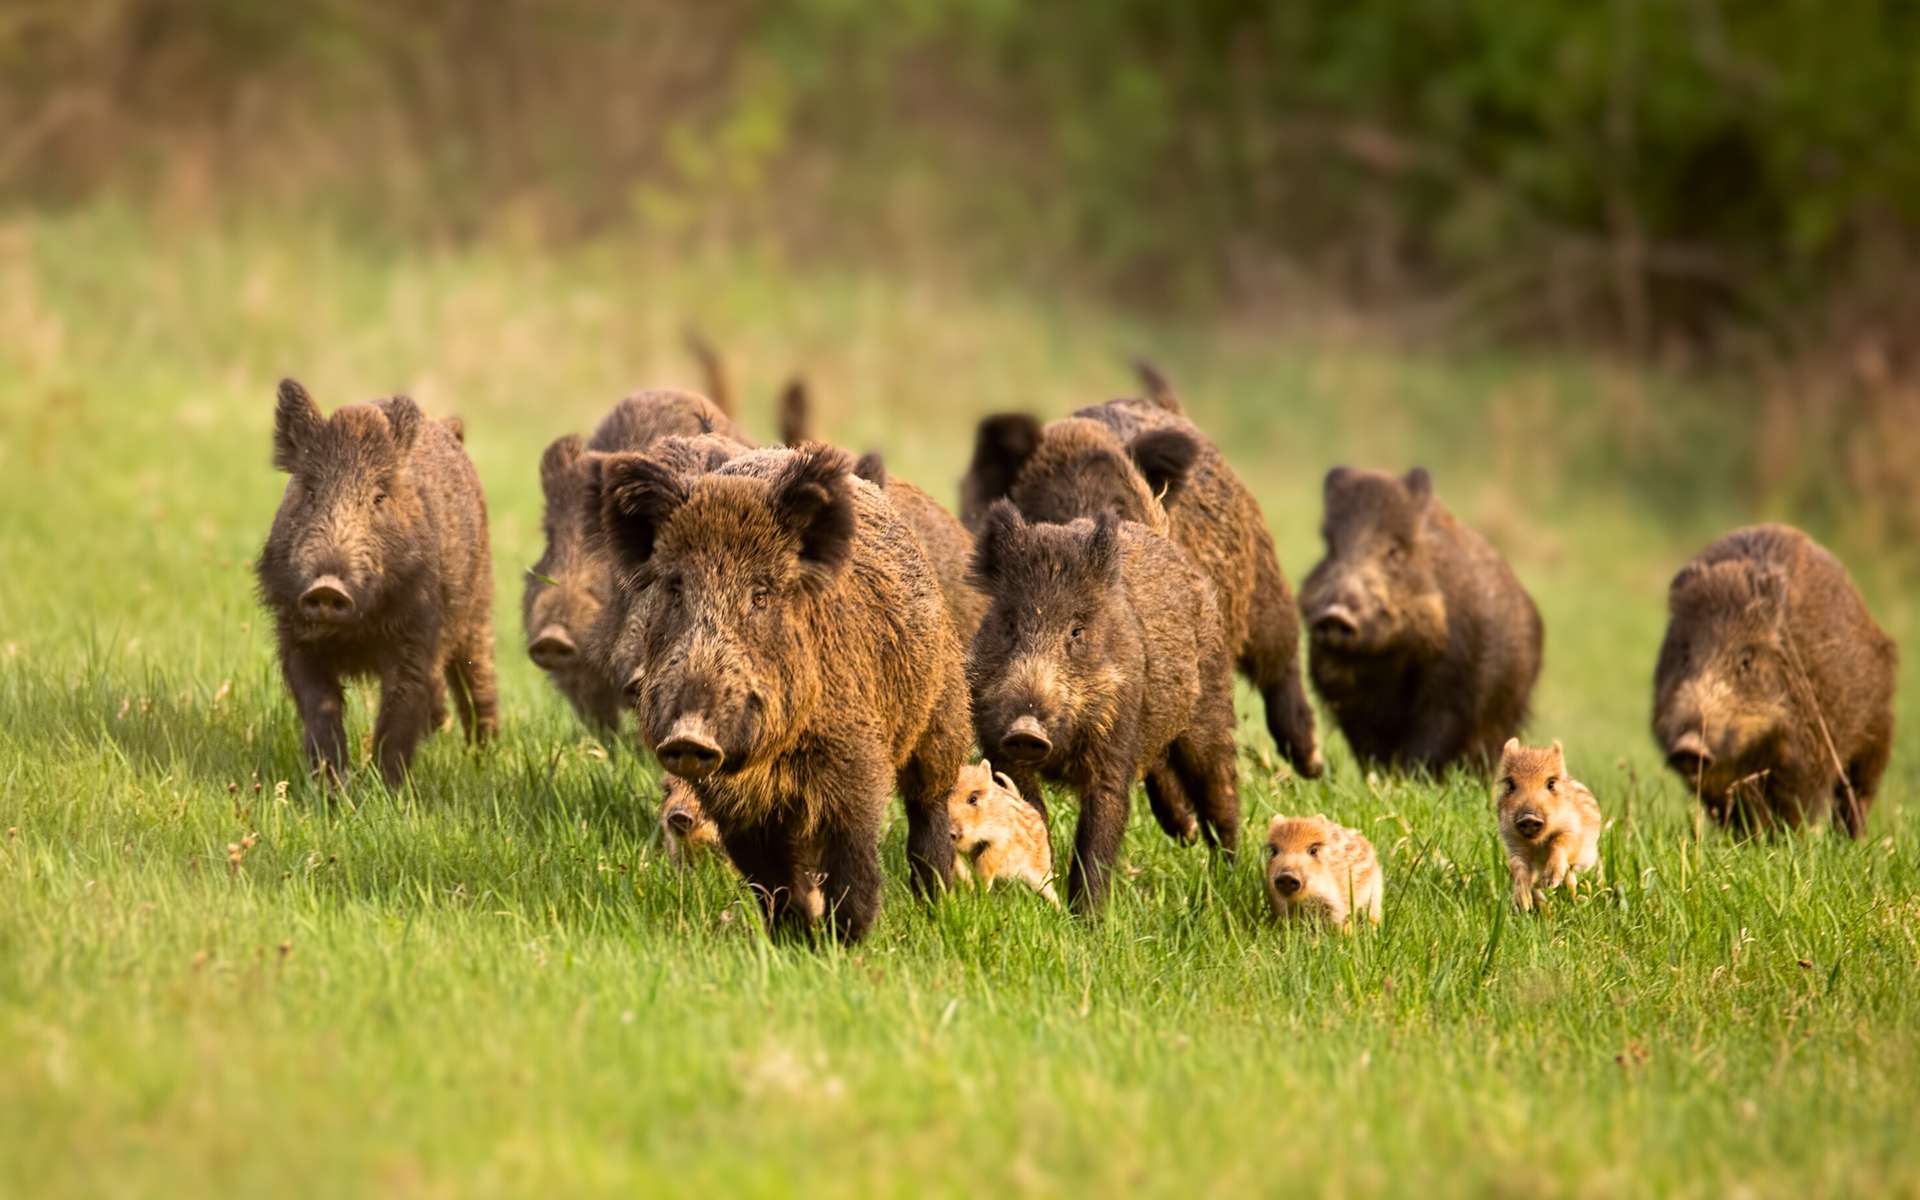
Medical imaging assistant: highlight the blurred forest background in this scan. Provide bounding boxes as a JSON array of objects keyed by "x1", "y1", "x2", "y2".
[{"x1": 5, "y1": 0, "x2": 1919, "y2": 539}]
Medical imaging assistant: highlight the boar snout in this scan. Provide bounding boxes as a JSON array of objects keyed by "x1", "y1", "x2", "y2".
[
  {"x1": 1513, "y1": 809, "x2": 1546, "y2": 839},
  {"x1": 1307, "y1": 593, "x2": 1365, "y2": 644},
  {"x1": 527, "y1": 624, "x2": 578, "y2": 670},
  {"x1": 663, "y1": 807, "x2": 699, "y2": 835},
  {"x1": 657, "y1": 715, "x2": 724, "y2": 780},
  {"x1": 999, "y1": 714, "x2": 1053, "y2": 764},
  {"x1": 298, "y1": 574, "x2": 355, "y2": 621},
  {"x1": 1666, "y1": 730, "x2": 1714, "y2": 778},
  {"x1": 1272, "y1": 870, "x2": 1304, "y2": 896}
]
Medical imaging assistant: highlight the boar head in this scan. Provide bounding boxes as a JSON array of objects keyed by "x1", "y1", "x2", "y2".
[
  {"x1": 523, "y1": 434, "x2": 611, "y2": 674},
  {"x1": 960, "y1": 413, "x2": 1197, "y2": 535},
  {"x1": 1653, "y1": 559, "x2": 1795, "y2": 809},
  {"x1": 1299, "y1": 466, "x2": 1449, "y2": 658},
  {"x1": 967, "y1": 502, "x2": 1135, "y2": 772},
  {"x1": 262, "y1": 379, "x2": 429, "y2": 630},
  {"x1": 589, "y1": 444, "x2": 856, "y2": 781}
]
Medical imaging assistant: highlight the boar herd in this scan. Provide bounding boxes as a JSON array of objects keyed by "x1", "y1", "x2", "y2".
[{"x1": 255, "y1": 355, "x2": 1898, "y2": 939}]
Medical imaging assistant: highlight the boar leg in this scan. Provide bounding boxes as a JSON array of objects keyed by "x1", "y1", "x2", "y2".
[
  {"x1": 1066, "y1": 756, "x2": 1136, "y2": 912},
  {"x1": 444, "y1": 631, "x2": 500, "y2": 746},
  {"x1": 1400, "y1": 685, "x2": 1472, "y2": 775},
  {"x1": 372, "y1": 657, "x2": 439, "y2": 786},
  {"x1": 1245, "y1": 552, "x2": 1323, "y2": 779},
  {"x1": 283, "y1": 647, "x2": 349, "y2": 782},
  {"x1": 1142, "y1": 765, "x2": 1198, "y2": 844},
  {"x1": 1839, "y1": 732, "x2": 1891, "y2": 838},
  {"x1": 898, "y1": 681, "x2": 966, "y2": 898},
  {"x1": 817, "y1": 810, "x2": 886, "y2": 944},
  {"x1": 1172, "y1": 677, "x2": 1243, "y2": 854},
  {"x1": 721, "y1": 820, "x2": 807, "y2": 936}
]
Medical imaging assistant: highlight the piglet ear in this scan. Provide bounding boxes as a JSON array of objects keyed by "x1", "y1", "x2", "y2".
[
  {"x1": 589, "y1": 451, "x2": 690, "y2": 569},
  {"x1": 1085, "y1": 510, "x2": 1123, "y2": 583},
  {"x1": 1403, "y1": 467, "x2": 1434, "y2": 505},
  {"x1": 1323, "y1": 465, "x2": 1353, "y2": 499},
  {"x1": 1127, "y1": 428, "x2": 1200, "y2": 508},
  {"x1": 540, "y1": 434, "x2": 585, "y2": 501},
  {"x1": 970, "y1": 499, "x2": 1026, "y2": 587},
  {"x1": 1502, "y1": 736, "x2": 1521, "y2": 759},
  {"x1": 962, "y1": 413, "x2": 1043, "y2": 519},
  {"x1": 380, "y1": 395, "x2": 423, "y2": 455},
  {"x1": 272, "y1": 378, "x2": 324, "y2": 472},
  {"x1": 771, "y1": 443, "x2": 856, "y2": 576},
  {"x1": 993, "y1": 770, "x2": 1021, "y2": 798}
]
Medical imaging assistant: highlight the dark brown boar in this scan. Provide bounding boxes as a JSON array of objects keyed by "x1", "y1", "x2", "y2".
[
  {"x1": 588, "y1": 443, "x2": 970, "y2": 942},
  {"x1": 523, "y1": 390, "x2": 749, "y2": 734},
  {"x1": 1299, "y1": 466, "x2": 1542, "y2": 773},
  {"x1": 851, "y1": 450, "x2": 986, "y2": 641},
  {"x1": 1653, "y1": 524, "x2": 1895, "y2": 836},
  {"x1": 257, "y1": 378, "x2": 498, "y2": 785},
  {"x1": 959, "y1": 395, "x2": 1321, "y2": 782},
  {"x1": 968, "y1": 502, "x2": 1240, "y2": 910}
]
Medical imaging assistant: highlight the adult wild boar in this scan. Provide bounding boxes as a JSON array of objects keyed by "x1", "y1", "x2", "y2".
[
  {"x1": 850, "y1": 451, "x2": 986, "y2": 640},
  {"x1": 524, "y1": 390, "x2": 746, "y2": 733},
  {"x1": 1299, "y1": 467, "x2": 1541, "y2": 773},
  {"x1": 257, "y1": 379, "x2": 498, "y2": 784},
  {"x1": 959, "y1": 392, "x2": 1321, "y2": 782},
  {"x1": 589, "y1": 443, "x2": 970, "y2": 941},
  {"x1": 1653, "y1": 524, "x2": 1895, "y2": 836},
  {"x1": 969, "y1": 502, "x2": 1240, "y2": 910}
]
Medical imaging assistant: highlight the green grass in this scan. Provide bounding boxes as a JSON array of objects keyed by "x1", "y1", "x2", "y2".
[{"x1": 2, "y1": 209, "x2": 1917, "y2": 1198}]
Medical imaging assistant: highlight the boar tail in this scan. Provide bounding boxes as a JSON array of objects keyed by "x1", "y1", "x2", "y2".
[
  {"x1": 1133, "y1": 358, "x2": 1182, "y2": 413},
  {"x1": 683, "y1": 327, "x2": 734, "y2": 416}
]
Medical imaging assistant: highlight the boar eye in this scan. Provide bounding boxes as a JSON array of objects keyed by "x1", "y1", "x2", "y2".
[
  {"x1": 750, "y1": 583, "x2": 773, "y2": 609},
  {"x1": 373, "y1": 490, "x2": 388, "y2": 508},
  {"x1": 1307, "y1": 843, "x2": 1323, "y2": 858},
  {"x1": 1385, "y1": 543, "x2": 1407, "y2": 564},
  {"x1": 1069, "y1": 623, "x2": 1085, "y2": 642},
  {"x1": 1737, "y1": 650, "x2": 1754, "y2": 674}
]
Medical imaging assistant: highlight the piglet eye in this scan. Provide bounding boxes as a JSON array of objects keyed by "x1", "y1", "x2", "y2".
[
  {"x1": 1265, "y1": 844, "x2": 1278, "y2": 860},
  {"x1": 967, "y1": 792, "x2": 980, "y2": 807},
  {"x1": 1308, "y1": 843, "x2": 1323, "y2": 858},
  {"x1": 1545, "y1": 776, "x2": 1557, "y2": 792}
]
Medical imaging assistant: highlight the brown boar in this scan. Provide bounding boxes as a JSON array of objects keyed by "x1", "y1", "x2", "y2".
[
  {"x1": 257, "y1": 378, "x2": 498, "y2": 785},
  {"x1": 588, "y1": 443, "x2": 970, "y2": 942},
  {"x1": 1299, "y1": 466, "x2": 1542, "y2": 773},
  {"x1": 959, "y1": 393, "x2": 1321, "y2": 782},
  {"x1": 523, "y1": 390, "x2": 748, "y2": 734},
  {"x1": 851, "y1": 451, "x2": 986, "y2": 641},
  {"x1": 968, "y1": 502, "x2": 1240, "y2": 910},
  {"x1": 1652, "y1": 524, "x2": 1895, "y2": 836},
  {"x1": 1264, "y1": 815, "x2": 1382, "y2": 930},
  {"x1": 1495, "y1": 738, "x2": 1602, "y2": 910}
]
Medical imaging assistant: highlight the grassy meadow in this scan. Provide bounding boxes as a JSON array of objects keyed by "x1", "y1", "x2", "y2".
[{"x1": 2, "y1": 209, "x2": 1917, "y2": 1197}]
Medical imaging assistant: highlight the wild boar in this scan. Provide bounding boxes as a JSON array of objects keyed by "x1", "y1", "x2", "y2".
[
  {"x1": 946, "y1": 758, "x2": 1059, "y2": 905},
  {"x1": 589, "y1": 443, "x2": 970, "y2": 942},
  {"x1": 1653, "y1": 524, "x2": 1895, "y2": 836},
  {"x1": 1264, "y1": 815, "x2": 1382, "y2": 930},
  {"x1": 849, "y1": 451, "x2": 986, "y2": 641},
  {"x1": 257, "y1": 378, "x2": 498, "y2": 785},
  {"x1": 968, "y1": 502, "x2": 1240, "y2": 910},
  {"x1": 1299, "y1": 466, "x2": 1542, "y2": 773},
  {"x1": 523, "y1": 390, "x2": 748, "y2": 734},
  {"x1": 1495, "y1": 738, "x2": 1602, "y2": 910},
  {"x1": 959, "y1": 391, "x2": 1321, "y2": 782}
]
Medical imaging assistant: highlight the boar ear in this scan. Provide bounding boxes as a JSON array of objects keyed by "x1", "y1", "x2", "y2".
[
  {"x1": 1667, "y1": 561, "x2": 1708, "y2": 613},
  {"x1": 771, "y1": 443, "x2": 857, "y2": 575},
  {"x1": 853, "y1": 450, "x2": 887, "y2": 487},
  {"x1": 1085, "y1": 511, "x2": 1124, "y2": 583},
  {"x1": 964, "y1": 414, "x2": 1043, "y2": 509},
  {"x1": 591, "y1": 451, "x2": 690, "y2": 567},
  {"x1": 1127, "y1": 428, "x2": 1200, "y2": 508},
  {"x1": 381, "y1": 395, "x2": 423, "y2": 455},
  {"x1": 540, "y1": 434, "x2": 585, "y2": 500},
  {"x1": 272, "y1": 378, "x2": 324, "y2": 472},
  {"x1": 971, "y1": 499, "x2": 1026, "y2": 586},
  {"x1": 1403, "y1": 467, "x2": 1433, "y2": 505},
  {"x1": 1748, "y1": 564, "x2": 1788, "y2": 610},
  {"x1": 1323, "y1": 466, "x2": 1353, "y2": 498},
  {"x1": 778, "y1": 378, "x2": 810, "y2": 447}
]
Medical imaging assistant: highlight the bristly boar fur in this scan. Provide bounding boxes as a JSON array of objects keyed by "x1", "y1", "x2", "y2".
[
  {"x1": 1653, "y1": 524, "x2": 1895, "y2": 836},
  {"x1": 524, "y1": 390, "x2": 748, "y2": 734},
  {"x1": 588, "y1": 442, "x2": 971, "y2": 943},
  {"x1": 257, "y1": 378, "x2": 498, "y2": 785},
  {"x1": 958, "y1": 391, "x2": 1321, "y2": 782},
  {"x1": 1299, "y1": 466, "x2": 1542, "y2": 773},
  {"x1": 967, "y1": 502, "x2": 1240, "y2": 910}
]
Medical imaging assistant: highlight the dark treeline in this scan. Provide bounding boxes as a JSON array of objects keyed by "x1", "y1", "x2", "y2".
[{"x1": 4, "y1": 0, "x2": 1917, "y2": 355}]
